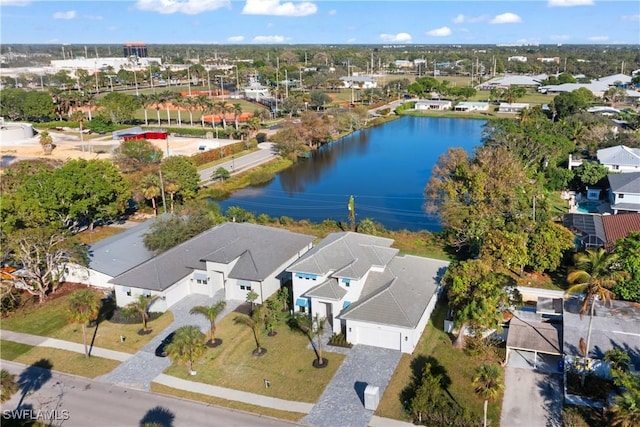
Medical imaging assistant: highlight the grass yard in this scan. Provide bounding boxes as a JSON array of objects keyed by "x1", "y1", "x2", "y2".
[
  {"x1": 375, "y1": 302, "x2": 502, "y2": 424},
  {"x1": 1, "y1": 340, "x2": 34, "y2": 360},
  {"x1": 1, "y1": 286, "x2": 174, "y2": 354},
  {"x1": 151, "y1": 383, "x2": 306, "y2": 423},
  {"x1": 11, "y1": 346, "x2": 119, "y2": 378},
  {"x1": 163, "y1": 314, "x2": 344, "y2": 402}
]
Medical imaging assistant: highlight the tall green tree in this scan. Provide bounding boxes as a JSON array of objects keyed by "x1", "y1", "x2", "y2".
[
  {"x1": 165, "y1": 325, "x2": 206, "y2": 375},
  {"x1": 613, "y1": 232, "x2": 640, "y2": 302},
  {"x1": 124, "y1": 294, "x2": 158, "y2": 332},
  {"x1": 161, "y1": 156, "x2": 199, "y2": 201},
  {"x1": 67, "y1": 289, "x2": 101, "y2": 358},
  {"x1": 0, "y1": 369, "x2": 18, "y2": 403},
  {"x1": 472, "y1": 363, "x2": 504, "y2": 427},
  {"x1": 113, "y1": 139, "x2": 163, "y2": 173},
  {"x1": 96, "y1": 92, "x2": 140, "y2": 124},
  {"x1": 190, "y1": 300, "x2": 227, "y2": 344}
]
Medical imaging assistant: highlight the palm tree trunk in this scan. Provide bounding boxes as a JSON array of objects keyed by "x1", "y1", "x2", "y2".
[
  {"x1": 483, "y1": 399, "x2": 488, "y2": 427},
  {"x1": 166, "y1": 107, "x2": 171, "y2": 126},
  {"x1": 144, "y1": 109, "x2": 149, "y2": 126},
  {"x1": 453, "y1": 322, "x2": 468, "y2": 348},
  {"x1": 151, "y1": 197, "x2": 157, "y2": 216},
  {"x1": 82, "y1": 323, "x2": 89, "y2": 358},
  {"x1": 156, "y1": 109, "x2": 161, "y2": 125},
  {"x1": 189, "y1": 111, "x2": 193, "y2": 127}
]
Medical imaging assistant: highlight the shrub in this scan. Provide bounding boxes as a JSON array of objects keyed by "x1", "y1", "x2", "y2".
[
  {"x1": 256, "y1": 132, "x2": 268, "y2": 143},
  {"x1": 248, "y1": 170, "x2": 274, "y2": 186},
  {"x1": 328, "y1": 333, "x2": 353, "y2": 348},
  {"x1": 108, "y1": 307, "x2": 164, "y2": 325},
  {"x1": 279, "y1": 216, "x2": 294, "y2": 225}
]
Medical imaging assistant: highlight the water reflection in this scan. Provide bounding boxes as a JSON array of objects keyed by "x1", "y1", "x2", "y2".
[{"x1": 216, "y1": 117, "x2": 484, "y2": 231}]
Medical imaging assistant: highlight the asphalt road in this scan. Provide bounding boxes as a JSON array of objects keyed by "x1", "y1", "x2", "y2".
[
  {"x1": 199, "y1": 142, "x2": 277, "y2": 184},
  {"x1": 0, "y1": 361, "x2": 299, "y2": 427}
]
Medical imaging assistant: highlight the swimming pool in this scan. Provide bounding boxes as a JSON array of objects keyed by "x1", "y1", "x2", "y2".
[{"x1": 577, "y1": 201, "x2": 600, "y2": 213}]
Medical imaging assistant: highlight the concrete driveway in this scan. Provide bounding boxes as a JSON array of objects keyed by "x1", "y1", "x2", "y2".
[{"x1": 500, "y1": 367, "x2": 562, "y2": 427}]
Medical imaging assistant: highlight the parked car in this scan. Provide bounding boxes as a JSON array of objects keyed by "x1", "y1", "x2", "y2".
[{"x1": 155, "y1": 331, "x2": 175, "y2": 357}]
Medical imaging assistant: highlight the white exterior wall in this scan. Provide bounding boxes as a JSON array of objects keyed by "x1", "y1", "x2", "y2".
[
  {"x1": 114, "y1": 284, "x2": 165, "y2": 311},
  {"x1": 226, "y1": 278, "x2": 261, "y2": 303},
  {"x1": 311, "y1": 298, "x2": 341, "y2": 334},
  {"x1": 292, "y1": 273, "x2": 326, "y2": 311},
  {"x1": 610, "y1": 191, "x2": 640, "y2": 206},
  {"x1": 347, "y1": 320, "x2": 405, "y2": 351},
  {"x1": 162, "y1": 278, "x2": 190, "y2": 309},
  {"x1": 63, "y1": 264, "x2": 114, "y2": 289},
  {"x1": 602, "y1": 163, "x2": 640, "y2": 173}
]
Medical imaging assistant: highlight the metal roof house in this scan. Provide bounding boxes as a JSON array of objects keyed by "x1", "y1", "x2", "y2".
[
  {"x1": 287, "y1": 232, "x2": 448, "y2": 353},
  {"x1": 69, "y1": 222, "x2": 315, "y2": 312}
]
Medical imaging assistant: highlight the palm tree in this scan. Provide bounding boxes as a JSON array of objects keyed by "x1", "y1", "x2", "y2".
[
  {"x1": 140, "y1": 174, "x2": 161, "y2": 216},
  {"x1": 147, "y1": 92, "x2": 162, "y2": 125},
  {"x1": 232, "y1": 103, "x2": 243, "y2": 129},
  {"x1": 472, "y1": 363, "x2": 504, "y2": 427},
  {"x1": 173, "y1": 94, "x2": 184, "y2": 126},
  {"x1": 165, "y1": 325, "x2": 206, "y2": 375},
  {"x1": 125, "y1": 294, "x2": 158, "y2": 333},
  {"x1": 1, "y1": 369, "x2": 18, "y2": 403},
  {"x1": 195, "y1": 95, "x2": 211, "y2": 128},
  {"x1": 565, "y1": 248, "x2": 626, "y2": 361},
  {"x1": 184, "y1": 96, "x2": 197, "y2": 127},
  {"x1": 288, "y1": 313, "x2": 328, "y2": 367},
  {"x1": 189, "y1": 300, "x2": 227, "y2": 345},
  {"x1": 234, "y1": 306, "x2": 265, "y2": 356},
  {"x1": 139, "y1": 94, "x2": 154, "y2": 126},
  {"x1": 38, "y1": 131, "x2": 54, "y2": 154},
  {"x1": 67, "y1": 289, "x2": 101, "y2": 358},
  {"x1": 162, "y1": 172, "x2": 181, "y2": 214},
  {"x1": 610, "y1": 389, "x2": 640, "y2": 427},
  {"x1": 70, "y1": 110, "x2": 86, "y2": 152},
  {"x1": 159, "y1": 90, "x2": 174, "y2": 126}
]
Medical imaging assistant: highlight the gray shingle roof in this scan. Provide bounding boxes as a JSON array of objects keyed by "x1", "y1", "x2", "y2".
[
  {"x1": 287, "y1": 232, "x2": 397, "y2": 279},
  {"x1": 87, "y1": 219, "x2": 156, "y2": 276},
  {"x1": 507, "y1": 315, "x2": 562, "y2": 355},
  {"x1": 339, "y1": 255, "x2": 449, "y2": 328},
  {"x1": 109, "y1": 222, "x2": 315, "y2": 291},
  {"x1": 304, "y1": 278, "x2": 347, "y2": 300},
  {"x1": 608, "y1": 172, "x2": 640, "y2": 194}
]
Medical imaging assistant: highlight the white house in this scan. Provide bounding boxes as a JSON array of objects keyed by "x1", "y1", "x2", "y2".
[
  {"x1": 339, "y1": 76, "x2": 377, "y2": 89},
  {"x1": 66, "y1": 221, "x2": 315, "y2": 312},
  {"x1": 414, "y1": 99, "x2": 452, "y2": 111},
  {"x1": 287, "y1": 232, "x2": 448, "y2": 353},
  {"x1": 597, "y1": 145, "x2": 640, "y2": 173},
  {"x1": 608, "y1": 172, "x2": 640, "y2": 214},
  {"x1": 453, "y1": 101, "x2": 490, "y2": 112},
  {"x1": 498, "y1": 102, "x2": 530, "y2": 113}
]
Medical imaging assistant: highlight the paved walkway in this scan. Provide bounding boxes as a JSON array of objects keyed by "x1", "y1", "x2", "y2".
[
  {"x1": 0, "y1": 329, "x2": 132, "y2": 362},
  {"x1": 302, "y1": 345, "x2": 402, "y2": 427},
  {"x1": 501, "y1": 367, "x2": 562, "y2": 427},
  {"x1": 96, "y1": 292, "x2": 242, "y2": 391}
]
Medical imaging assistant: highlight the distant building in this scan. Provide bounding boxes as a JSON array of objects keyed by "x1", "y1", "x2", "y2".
[
  {"x1": 123, "y1": 42, "x2": 148, "y2": 58},
  {"x1": 537, "y1": 57, "x2": 561, "y2": 63},
  {"x1": 508, "y1": 56, "x2": 527, "y2": 62}
]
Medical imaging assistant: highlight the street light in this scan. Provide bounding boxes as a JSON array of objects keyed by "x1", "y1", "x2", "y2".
[{"x1": 206, "y1": 68, "x2": 211, "y2": 96}]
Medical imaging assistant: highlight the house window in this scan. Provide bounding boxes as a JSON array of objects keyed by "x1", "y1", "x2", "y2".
[
  {"x1": 143, "y1": 291, "x2": 151, "y2": 297},
  {"x1": 193, "y1": 272, "x2": 208, "y2": 284},
  {"x1": 196, "y1": 279, "x2": 207, "y2": 284},
  {"x1": 613, "y1": 165, "x2": 619, "y2": 170},
  {"x1": 124, "y1": 287, "x2": 131, "y2": 296},
  {"x1": 619, "y1": 194, "x2": 625, "y2": 199},
  {"x1": 296, "y1": 273, "x2": 317, "y2": 281},
  {"x1": 240, "y1": 284, "x2": 252, "y2": 291},
  {"x1": 299, "y1": 306, "x2": 306, "y2": 313},
  {"x1": 342, "y1": 278, "x2": 351, "y2": 287},
  {"x1": 238, "y1": 279, "x2": 252, "y2": 291}
]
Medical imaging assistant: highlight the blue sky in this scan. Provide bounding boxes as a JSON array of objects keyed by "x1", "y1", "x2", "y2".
[{"x1": 1, "y1": 0, "x2": 639, "y2": 45}]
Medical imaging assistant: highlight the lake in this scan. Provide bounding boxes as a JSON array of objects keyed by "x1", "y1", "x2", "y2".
[{"x1": 216, "y1": 116, "x2": 486, "y2": 231}]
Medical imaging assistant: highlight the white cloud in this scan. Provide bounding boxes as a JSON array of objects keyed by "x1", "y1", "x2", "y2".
[
  {"x1": 622, "y1": 14, "x2": 640, "y2": 21},
  {"x1": 53, "y1": 10, "x2": 76, "y2": 20},
  {"x1": 548, "y1": 0, "x2": 593, "y2": 7},
  {"x1": 266, "y1": 22, "x2": 274, "y2": 28},
  {"x1": 549, "y1": 34, "x2": 571, "y2": 41},
  {"x1": 0, "y1": 0, "x2": 31, "y2": 6},
  {"x1": 328, "y1": 9, "x2": 336, "y2": 16},
  {"x1": 135, "y1": 0, "x2": 230, "y2": 15},
  {"x1": 588, "y1": 35, "x2": 609, "y2": 41},
  {"x1": 84, "y1": 15, "x2": 104, "y2": 20},
  {"x1": 252, "y1": 35, "x2": 287, "y2": 43},
  {"x1": 347, "y1": 37, "x2": 356, "y2": 43},
  {"x1": 452, "y1": 14, "x2": 486, "y2": 24},
  {"x1": 228, "y1": 35, "x2": 245, "y2": 42},
  {"x1": 380, "y1": 32, "x2": 412, "y2": 43},
  {"x1": 426, "y1": 26, "x2": 451, "y2": 37},
  {"x1": 490, "y1": 13, "x2": 522, "y2": 24},
  {"x1": 242, "y1": 0, "x2": 317, "y2": 17}
]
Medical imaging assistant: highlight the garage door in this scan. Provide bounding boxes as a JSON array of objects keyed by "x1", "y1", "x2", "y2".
[{"x1": 356, "y1": 326, "x2": 401, "y2": 350}]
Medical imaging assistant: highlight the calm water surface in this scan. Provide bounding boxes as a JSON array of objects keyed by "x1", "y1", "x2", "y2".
[{"x1": 217, "y1": 116, "x2": 485, "y2": 231}]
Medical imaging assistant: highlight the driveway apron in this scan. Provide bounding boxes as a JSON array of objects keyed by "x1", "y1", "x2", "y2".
[
  {"x1": 302, "y1": 345, "x2": 402, "y2": 427},
  {"x1": 97, "y1": 292, "x2": 242, "y2": 390},
  {"x1": 501, "y1": 367, "x2": 562, "y2": 427}
]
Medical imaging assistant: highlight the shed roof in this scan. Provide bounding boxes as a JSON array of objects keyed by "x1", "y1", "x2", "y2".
[{"x1": 506, "y1": 315, "x2": 562, "y2": 355}]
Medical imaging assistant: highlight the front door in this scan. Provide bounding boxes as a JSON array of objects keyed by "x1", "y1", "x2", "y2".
[{"x1": 324, "y1": 302, "x2": 333, "y2": 328}]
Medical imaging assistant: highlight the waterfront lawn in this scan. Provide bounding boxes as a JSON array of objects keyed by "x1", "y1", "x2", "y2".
[
  {"x1": 2, "y1": 286, "x2": 174, "y2": 354},
  {"x1": 375, "y1": 302, "x2": 502, "y2": 424},
  {"x1": 163, "y1": 314, "x2": 344, "y2": 402},
  {"x1": 12, "y1": 347, "x2": 119, "y2": 378},
  {"x1": 151, "y1": 383, "x2": 306, "y2": 423}
]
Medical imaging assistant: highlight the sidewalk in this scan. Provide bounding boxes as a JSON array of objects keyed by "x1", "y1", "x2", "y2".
[{"x1": 0, "y1": 329, "x2": 132, "y2": 362}]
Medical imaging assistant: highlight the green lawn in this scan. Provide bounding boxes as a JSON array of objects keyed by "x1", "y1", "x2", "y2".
[
  {"x1": 375, "y1": 302, "x2": 503, "y2": 424},
  {"x1": 163, "y1": 314, "x2": 344, "y2": 402},
  {"x1": 11, "y1": 346, "x2": 119, "y2": 378},
  {"x1": 151, "y1": 383, "x2": 306, "y2": 423},
  {"x1": 2, "y1": 288, "x2": 174, "y2": 354},
  {"x1": 1, "y1": 340, "x2": 34, "y2": 360}
]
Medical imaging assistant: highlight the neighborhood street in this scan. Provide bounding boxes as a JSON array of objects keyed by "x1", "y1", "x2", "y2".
[
  {"x1": 0, "y1": 360, "x2": 300, "y2": 427},
  {"x1": 199, "y1": 142, "x2": 277, "y2": 184}
]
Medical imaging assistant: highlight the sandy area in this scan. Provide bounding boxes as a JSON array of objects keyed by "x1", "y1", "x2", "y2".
[{"x1": 0, "y1": 130, "x2": 236, "y2": 167}]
